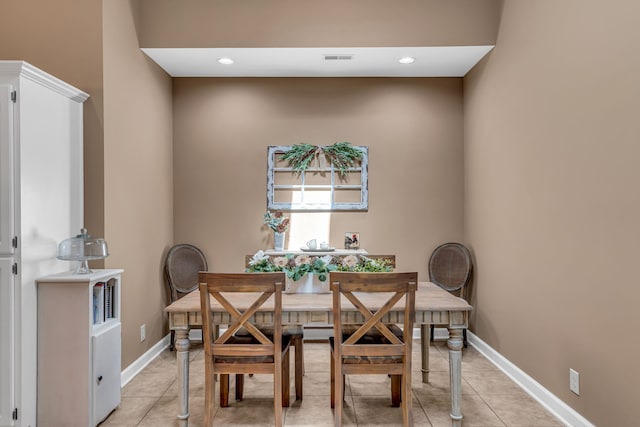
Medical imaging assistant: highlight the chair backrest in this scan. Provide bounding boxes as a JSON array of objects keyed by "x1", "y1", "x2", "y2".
[
  {"x1": 165, "y1": 244, "x2": 208, "y2": 301},
  {"x1": 199, "y1": 272, "x2": 285, "y2": 361},
  {"x1": 329, "y1": 272, "x2": 417, "y2": 360},
  {"x1": 428, "y1": 242, "x2": 472, "y2": 295}
]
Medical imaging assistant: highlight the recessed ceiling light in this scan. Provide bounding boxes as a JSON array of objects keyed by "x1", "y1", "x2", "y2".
[
  {"x1": 398, "y1": 56, "x2": 416, "y2": 64},
  {"x1": 217, "y1": 57, "x2": 234, "y2": 65}
]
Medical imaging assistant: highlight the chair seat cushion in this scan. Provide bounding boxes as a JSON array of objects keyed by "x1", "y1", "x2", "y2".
[
  {"x1": 340, "y1": 324, "x2": 404, "y2": 344},
  {"x1": 213, "y1": 334, "x2": 291, "y2": 364},
  {"x1": 256, "y1": 325, "x2": 304, "y2": 338},
  {"x1": 329, "y1": 324, "x2": 405, "y2": 364},
  {"x1": 236, "y1": 325, "x2": 303, "y2": 338}
]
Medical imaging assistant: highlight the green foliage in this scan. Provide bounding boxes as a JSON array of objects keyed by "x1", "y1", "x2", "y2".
[
  {"x1": 322, "y1": 142, "x2": 363, "y2": 178},
  {"x1": 279, "y1": 144, "x2": 318, "y2": 175},
  {"x1": 246, "y1": 251, "x2": 391, "y2": 281},
  {"x1": 280, "y1": 142, "x2": 363, "y2": 179},
  {"x1": 336, "y1": 256, "x2": 394, "y2": 273},
  {"x1": 263, "y1": 211, "x2": 290, "y2": 232}
]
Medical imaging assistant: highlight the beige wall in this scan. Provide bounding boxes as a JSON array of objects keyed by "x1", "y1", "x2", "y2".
[
  {"x1": 173, "y1": 78, "x2": 464, "y2": 280},
  {"x1": 103, "y1": 0, "x2": 174, "y2": 368},
  {"x1": 0, "y1": 0, "x2": 105, "y2": 249},
  {"x1": 464, "y1": 1, "x2": 640, "y2": 425},
  {"x1": 0, "y1": 0, "x2": 174, "y2": 375},
  {"x1": 8, "y1": 1, "x2": 637, "y2": 423},
  {"x1": 139, "y1": 0, "x2": 500, "y2": 48}
]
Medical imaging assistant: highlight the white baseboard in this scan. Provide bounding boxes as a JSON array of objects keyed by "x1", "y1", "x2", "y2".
[
  {"x1": 120, "y1": 333, "x2": 171, "y2": 387},
  {"x1": 467, "y1": 331, "x2": 595, "y2": 427},
  {"x1": 431, "y1": 327, "x2": 449, "y2": 340},
  {"x1": 188, "y1": 328, "x2": 203, "y2": 341}
]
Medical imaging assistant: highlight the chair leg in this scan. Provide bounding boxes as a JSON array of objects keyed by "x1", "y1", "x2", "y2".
[
  {"x1": 391, "y1": 375, "x2": 401, "y2": 407},
  {"x1": 330, "y1": 351, "x2": 335, "y2": 408},
  {"x1": 343, "y1": 375, "x2": 346, "y2": 401},
  {"x1": 283, "y1": 347, "x2": 291, "y2": 407},
  {"x1": 430, "y1": 324, "x2": 435, "y2": 342},
  {"x1": 402, "y1": 366, "x2": 413, "y2": 426},
  {"x1": 220, "y1": 374, "x2": 230, "y2": 407},
  {"x1": 204, "y1": 358, "x2": 215, "y2": 427},
  {"x1": 292, "y1": 336, "x2": 304, "y2": 401},
  {"x1": 334, "y1": 360, "x2": 343, "y2": 427},
  {"x1": 274, "y1": 348, "x2": 286, "y2": 427},
  {"x1": 235, "y1": 374, "x2": 244, "y2": 401}
]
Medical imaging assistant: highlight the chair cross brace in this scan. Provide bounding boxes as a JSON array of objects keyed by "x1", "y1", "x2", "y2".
[
  {"x1": 211, "y1": 291, "x2": 272, "y2": 346},
  {"x1": 342, "y1": 290, "x2": 405, "y2": 345}
]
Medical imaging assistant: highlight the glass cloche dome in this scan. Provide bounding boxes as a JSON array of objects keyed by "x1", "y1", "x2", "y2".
[{"x1": 57, "y1": 228, "x2": 109, "y2": 274}]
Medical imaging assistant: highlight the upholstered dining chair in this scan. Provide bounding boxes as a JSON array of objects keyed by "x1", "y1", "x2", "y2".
[
  {"x1": 428, "y1": 242, "x2": 473, "y2": 347},
  {"x1": 199, "y1": 272, "x2": 291, "y2": 427},
  {"x1": 329, "y1": 272, "x2": 417, "y2": 427},
  {"x1": 164, "y1": 244, "x2": 208, "y2": 350}
]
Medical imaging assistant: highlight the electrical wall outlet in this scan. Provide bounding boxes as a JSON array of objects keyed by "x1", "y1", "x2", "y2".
[
  {"x1": 140, "y1": 324, "x2": 146, "y2": 342},
  {"x1": 569, "y1": 368, "x2": 580, "y2": 395}
]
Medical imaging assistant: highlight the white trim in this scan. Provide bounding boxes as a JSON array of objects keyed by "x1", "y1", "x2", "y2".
[
  {"x1": 467, "y1": 331, "x2": 595, "y2": 427},
  {"x1": 0, "y1": 61, "x2": 89, "y2": 102},
  {"x1": 120, "y1": 334, "x2": 171, "y2": 387}
]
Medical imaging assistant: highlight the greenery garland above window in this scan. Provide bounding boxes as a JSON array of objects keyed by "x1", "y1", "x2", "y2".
[{"x1": 279, "y1": 141, "x2": 363, "y2": 179}]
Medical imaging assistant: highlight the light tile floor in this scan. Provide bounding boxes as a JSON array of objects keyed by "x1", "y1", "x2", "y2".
[{"x1": 101, "y1": 340, "x2": 562, "y2": 426}]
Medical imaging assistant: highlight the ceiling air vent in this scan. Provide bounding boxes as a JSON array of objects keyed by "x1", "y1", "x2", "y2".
[{"x1": 324, "y1": 54, "x2": 353, "y2": 61}]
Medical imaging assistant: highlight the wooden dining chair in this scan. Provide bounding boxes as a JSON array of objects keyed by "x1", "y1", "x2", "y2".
[
  {"x1": 329, "y1": 272, "x2": 417, "y2": 427},
  {"x1": 199, "y1": 272, "x2": 290, "y2": 427}
]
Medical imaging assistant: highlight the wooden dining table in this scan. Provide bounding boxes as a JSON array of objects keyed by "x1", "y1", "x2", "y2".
[{"x1": 166, "y1": 281, "x2": 472, "y2": 426}]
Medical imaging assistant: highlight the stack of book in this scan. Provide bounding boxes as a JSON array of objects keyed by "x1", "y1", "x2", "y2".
[{"x1": 93, "y1": 281, "x2": 116, "y2": 324}]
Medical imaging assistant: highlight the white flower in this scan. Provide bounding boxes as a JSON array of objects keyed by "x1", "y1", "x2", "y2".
[
  {"x1": 342, "y1": 255, "x2": 359, "y2": 268},
  {"x1": 294, "y1": 254, "x2": 311, "y2": 266},
  {"x1": 273, "y1": 256, "x2": 288, "y2": 267},
  {"x1": 249, "y1": 250, "x2": 270, "y2": 266},
  {"x1": 320, "y1": 255, "x2": 333, "y2": 264}
]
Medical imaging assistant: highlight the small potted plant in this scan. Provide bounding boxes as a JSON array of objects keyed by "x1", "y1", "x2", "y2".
[{"x1": 263, "y1": 211, "x2": 290, "y2": 250}]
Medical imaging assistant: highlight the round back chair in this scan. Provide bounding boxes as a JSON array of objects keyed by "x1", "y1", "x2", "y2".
[
  {"x1": 165, "y1": 244, "x2": 208, "y2": 349},
  {"x1": 165, "y1": 244, "x2": 208, "y2": 302},
  {"x1": 428, "y1": 242, "x2": 472, "y2": 299},
  {"x1": 428, "y1": 242, "x2": 472, "y2": 346}
]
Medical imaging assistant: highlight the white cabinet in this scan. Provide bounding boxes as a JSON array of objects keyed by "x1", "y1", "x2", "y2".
[
  {"x1": 0, "y1": 85, "x2": 15, "y2": 256},
  {"x1": 0, "y1": 61, "x2": 88, "y2": 427},
  {"x1": 0, "y1": 259, "x2": 15, "y2": 427},
  {"x1": 0, "y1": 83, "x2": 16, "y2": 427},
  {"x1": 36, "y1": 269, "x2": 123, "y2": 427}
]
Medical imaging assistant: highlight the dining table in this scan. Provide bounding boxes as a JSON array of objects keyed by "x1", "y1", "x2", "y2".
[{"x1": 165, "y1": 281, "x2": 472, "y2": 426}]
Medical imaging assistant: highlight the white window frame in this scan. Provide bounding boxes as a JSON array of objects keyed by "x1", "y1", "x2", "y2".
[{"x1": 267, "y1": 145, "x2": 368, "y2": 211}]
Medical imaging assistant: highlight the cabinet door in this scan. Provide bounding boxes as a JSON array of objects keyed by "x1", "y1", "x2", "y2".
[
  {"x1": 0, "y1": 86, "x2": 14, "y2": 256},
  {"x1": 0, "y1": 258, "x2": 15, "y2": 427},
  {"x1": 92, "y1": 322, "x2": 121, "y2": 425}
]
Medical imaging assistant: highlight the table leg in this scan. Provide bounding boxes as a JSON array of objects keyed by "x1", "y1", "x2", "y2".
[
  {"x1": 175, "y1": 328, "x2": 191, "y2": 427},
  {"x1": 447, "y1": 328, "x2": 464, "y2": 426},
  {"x1": 420, "y1": 324, "x2": 430, "y2": 383}
]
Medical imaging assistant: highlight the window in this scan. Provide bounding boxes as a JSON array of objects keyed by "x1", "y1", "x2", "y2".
[{"x1": 267, "y1": 145, "x2": 368, "y2": 211}]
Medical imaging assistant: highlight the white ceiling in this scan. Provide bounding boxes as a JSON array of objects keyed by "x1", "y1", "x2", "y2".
[{"x1": 141, "y1": 46, "x2": 494, "y2": 78}]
